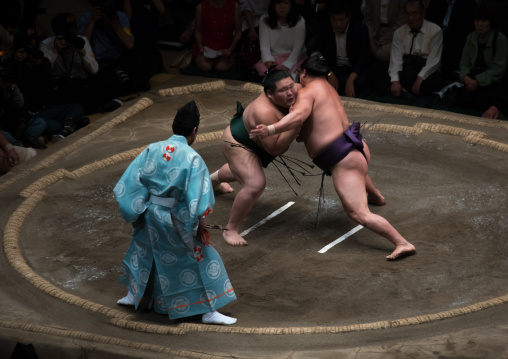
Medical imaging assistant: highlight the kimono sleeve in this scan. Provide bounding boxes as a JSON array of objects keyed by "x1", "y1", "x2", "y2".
[
  {"x1": 185, "y1": 153, "x2": 215, "y2": 224},
  {"x1": 113, "y1": 149, "x2": 150, "y2": 222}
]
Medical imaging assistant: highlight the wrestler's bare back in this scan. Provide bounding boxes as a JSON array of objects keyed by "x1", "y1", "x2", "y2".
[{"x1": 297, "y1": 78, "x2": 351, "y2": 159}]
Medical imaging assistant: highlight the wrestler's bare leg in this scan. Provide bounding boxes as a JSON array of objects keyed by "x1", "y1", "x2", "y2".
[
  {"x1": 362, "y1": 141, "x2": 385, "y2": 205},
  {"x1": 211, "y1": 164, "x2": 234, "y2": 193},
  {"x1": 366, "y1": 175, "x2": 386, "y2": 205},
  {"x1": 220, "y1": 127, "x2": 266, "y2": 246},
  {"x1": 331, "y1": 150, "x2": 415, "y2": 260}
]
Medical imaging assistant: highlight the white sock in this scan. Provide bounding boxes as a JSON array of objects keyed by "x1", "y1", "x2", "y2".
[
  {"x1": 202, "y1": 311, "x2": 237, "y2": 325},
  {"x1": 117, "y1": 291, "x2": 135, "y2": 306}
]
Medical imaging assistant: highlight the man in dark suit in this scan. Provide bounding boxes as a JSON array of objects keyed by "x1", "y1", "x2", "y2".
[
  {"x1": 425, "y1": 0, "x2": 476, "y2": 80},
  {"x1": 313, "y1": 0, "x2": 371, "y2": 97}
]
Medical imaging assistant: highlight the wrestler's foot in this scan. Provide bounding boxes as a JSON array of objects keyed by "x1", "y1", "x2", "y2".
[
  {"x1": 202, "y1": 311, "x2": 237, "y2": 325},
  {"x1": 117, "y1": 291, "x2": 135, "y2": 306},
  {"x1": 214, "y1": 182, "x2": 234, "y2": 194},
  {"x1": 368, "y1": 192, "x2": 386, "y2": 206},
  {"x1": 386, "y1": 243, "x2": 416, "y2": 261},
  {"x1": 223, "y1": 230, "x2": 248, "y2": 246}
]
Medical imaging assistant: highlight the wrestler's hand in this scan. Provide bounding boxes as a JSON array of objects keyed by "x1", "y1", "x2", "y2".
[{"x1": 250, "y1": 124, "x2": 269, "y2": 139}]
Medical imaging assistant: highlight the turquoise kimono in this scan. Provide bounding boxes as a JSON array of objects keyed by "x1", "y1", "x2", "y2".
[{"x1": 114, "y1": 135, "x2": 236, "y2": 319}]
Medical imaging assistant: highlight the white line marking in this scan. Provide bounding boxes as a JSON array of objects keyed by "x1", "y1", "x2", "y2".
[
  {"x1": 318, "y1": 225, "x2": 364, "y2": 253},
  {"x1": 240, "y1": 202, "x2": 295, "y2": 237}
]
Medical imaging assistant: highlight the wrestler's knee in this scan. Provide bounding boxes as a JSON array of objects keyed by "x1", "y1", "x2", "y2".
[
  {"x1": 345, "y1": 207, "x2": 370, "y2": 226},
  {"x1": 246, "y1": 178, "x2": 266, "y2": 199}
]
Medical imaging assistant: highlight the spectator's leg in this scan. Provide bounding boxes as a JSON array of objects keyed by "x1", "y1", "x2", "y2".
[{"x1": 195, "y1": 55, "x2": 213, "y2": 71}]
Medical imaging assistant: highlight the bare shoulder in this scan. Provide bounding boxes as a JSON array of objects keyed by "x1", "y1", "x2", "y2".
[{"x1": 251, "y1": 101, "x2": 280, "y2": 126}]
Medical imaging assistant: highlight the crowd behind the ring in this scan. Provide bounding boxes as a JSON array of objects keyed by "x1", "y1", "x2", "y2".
[{"x1": 1, "y1": 0, "x2": 507, "y2": 175}]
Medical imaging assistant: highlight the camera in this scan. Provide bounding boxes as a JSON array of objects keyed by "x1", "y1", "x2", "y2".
[
  {"x1": 63, "y1": 31, "x2": 85, "y2": 50},
  {"x1": 24, "y1": 42, "x2": 44, "y2": 60},
  {"x1": 89, "y1": 0, "x2": 117, "y2": 20}
]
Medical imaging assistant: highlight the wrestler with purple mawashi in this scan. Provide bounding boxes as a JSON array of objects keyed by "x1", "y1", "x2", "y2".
[{"x1": 251, "y1": 54, "x2": 416, "y2": 261}]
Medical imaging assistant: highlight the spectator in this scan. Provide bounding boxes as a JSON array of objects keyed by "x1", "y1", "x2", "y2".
[
  {"x1": 0, "y1": 130, "x2": 40, "y2": 175},
  {"x1": 123, "y1": 0, "x2": 166, "y2": 77},
  {"x1": 41, "y1": 13, "x2": 122, "y2": 115},
  {"x1": 193, "y1": 0, "x2": 242, "y2": 72},
  {"x1": 236, "y1": 0, "x2": 270, "y2": 70},
  {"x1": 240, "y1": 0, "x2": 271, "y2": 41},
  {"x1": 293, "y1": 0, "x2": 327, "y2": 51},
  {"x1": 78, "y1": 0, "x2": 151, "y2": 97},
  {"x1": 6, "y1": 30, "x2": 88, "y2": 144},
  {"x1": 387, "y1": 0, "x2": 443, "y2": 103},
  {"x1": 158, "y1": 0, "x2": 201, "y2": 46},
  {"x1": 456, "y1": 4, "x2": 507, "y2": 112},
  {"x1": 482, "y1": 71, "x2": 508, "y2": 119},
  {"x1": 363, "y1": 0, "x2": 405, "y2": 63},
  {"x1": 314, "y1": 0, "x2": 370, "y2": 97},
  {"x1": 253, "y1": 0, "x2": 307, "y2": 79},
  {"x1": 0, "y1": 58, "x2": 46, "y2": 149},
  {"x1": 425, "y1": 0, "x2": 476, "y2": 81}
]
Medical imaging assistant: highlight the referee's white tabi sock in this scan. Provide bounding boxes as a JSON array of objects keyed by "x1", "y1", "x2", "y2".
[
  {"x1": 117, "y1": 291, "x2": 135, "y2": 306},
  {"x1": 202, "y1": 311, "x2": 237, "y2": 325}
]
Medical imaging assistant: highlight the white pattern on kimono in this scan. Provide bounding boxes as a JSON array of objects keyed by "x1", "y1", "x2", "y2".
[
  {"x1": 142, "y1": 158, "x2": 157, "y2": 176},
  {"x1": 201, "y1": 290, "x2": 217, "y2": 306},
  {"x1": 172, "y1": 296, "x2": 191, "y2": 314},
  {"x1": 131, "y1": 196, "x2": 146, "y2": 214},
  {"x1": 158, "y1": 275, "x2": 170, "y2": 292},
  {"x1": 114, "y1": 181, "x2": 126, "y2": 198},
  {"x1": 180, "y1": 269, "x2": 198, "y2": 287},
  {"x1": 160, "y1": 251, "x2": 177, "y2": 265},
  {"x1": 206, "y1": 260, "x2": 221, "y2": 279}
]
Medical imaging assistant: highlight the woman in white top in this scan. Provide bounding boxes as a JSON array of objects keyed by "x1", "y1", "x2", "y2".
[{"x1": 253, "y1": 0, "x2": 307, "y2": 78}]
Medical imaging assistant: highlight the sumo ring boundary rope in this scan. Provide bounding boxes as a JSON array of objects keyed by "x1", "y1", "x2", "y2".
[{"x1": 1, "y1": 81, "x2": 508, "y2": 356}]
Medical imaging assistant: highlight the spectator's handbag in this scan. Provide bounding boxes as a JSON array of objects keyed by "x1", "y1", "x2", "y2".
[{"x1": 400, "y1": 54, "x2": 426, "y2": 88}]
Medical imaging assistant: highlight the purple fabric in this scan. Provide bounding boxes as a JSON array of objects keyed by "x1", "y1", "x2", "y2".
[{"x1": 312, "y1": 123, "x2": 366, "y2": 175}]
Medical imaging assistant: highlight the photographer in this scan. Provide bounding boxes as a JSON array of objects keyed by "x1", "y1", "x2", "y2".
[
  {"x1": 0, "y1": 59, "x2": 46, "y2": 149},
  {"x1": 5, "y1": 30, "x2": 88, "y2": 144},
  {"x1": 78, "y1": 0, "x2": 151, "y2": 97},
  {"x1": 40, "y1": 13, "x2": 122, "y2": 114}
]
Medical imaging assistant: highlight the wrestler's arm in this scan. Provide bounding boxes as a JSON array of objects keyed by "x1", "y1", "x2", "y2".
[
  {"x1": 251, "y1": 90, "x2": 313, "y2": 138},
  {"x1": 253, "y1": 107, "x2": 300, "y2": 155}
]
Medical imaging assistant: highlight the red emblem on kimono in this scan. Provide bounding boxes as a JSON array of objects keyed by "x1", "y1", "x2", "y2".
[
  {"x1": 162, "y1": 145, "x2": 175, "y2": 161},
  {"x1": 194, "y1": 246, "x2": 204, "y2": 262}
]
